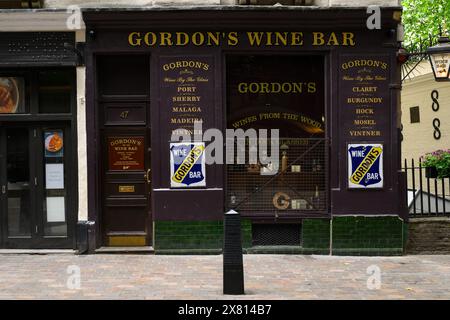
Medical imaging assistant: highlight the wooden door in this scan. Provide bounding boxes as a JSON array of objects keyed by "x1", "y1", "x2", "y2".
[
  {"x1": 0, "y1": 124, "x2": 73, "y2": 248},
  {"x1": 102, "y1": 128, "x2": 151, "y2": 246},
  {"x1": 97, "y1": 54, "x2": 152, "y2": 247}
]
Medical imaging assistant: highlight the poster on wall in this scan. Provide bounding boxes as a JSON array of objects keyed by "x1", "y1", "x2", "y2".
[
  {"x1": 46, "y1": 197, "x2": 66, "y2": 223},
  {"x1": 45, "y1": 163, "x2": 65, "y2": 190},
  {"x1": 108, "y1": 136, "x2": 145, "y2": 171},
  {"x1": 44, "y1": 131, "x2": 64, "y2": 158},
  {"x1": 0, "y1": 77, "x2": 25, "y2": 114},
  {"x1": 170, "y1": 142, "x2": 206, "y2": 188},
  {"x1": 348, "y1": 143, "x2": 383, "y2": 189}
]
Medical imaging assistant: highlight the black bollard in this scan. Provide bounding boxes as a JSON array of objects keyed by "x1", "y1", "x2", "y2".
[{"x1": 223, "y1": 209, "x2": 245, "y2": 295}]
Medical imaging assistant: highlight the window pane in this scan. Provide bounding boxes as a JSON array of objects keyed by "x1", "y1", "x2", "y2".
[
  {"x1": 410, "y1": 106, "x2": 420, "y2": 123},
  {"x1": 38, "y1": 70, "x2": 72, "y2": 113},
  {"x1": 0, "y1": 77, "x2": 27, "y2": 114},
  {"x1": 226, "y1": 55, "x2": 326, "y2": 215},
  {"x1": 43, "y1": 129, "x2": 67, "y2": 237},
  {"x1": 7, "y1": 128, "x2": 31, "y2": 237},
  {"x1": 97, "y1": 55, "x2": 150, "y2": 96}
]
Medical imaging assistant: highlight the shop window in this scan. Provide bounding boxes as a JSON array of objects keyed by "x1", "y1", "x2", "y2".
[
  {"x1": 1, "y1": 69, "x2": 74, "y2": 115},
  {"x1": 0, "y1": 76, "x2": 27, "y2": 114},
  {"x1": 6, "y1": 128, "x2": 31, "y2": 236},
  {"x1": 226, "y1": 55, "x2": 326, "y2": 215},
  {"x1": 410, "y1": 106, "x2": 420, "y2": 123},
  {"x1": 97, "y1": 55, "x2": 150, "y2": 97},
  {"x1": 38, "y1": 70, "x2": 73, "y2": 113}
]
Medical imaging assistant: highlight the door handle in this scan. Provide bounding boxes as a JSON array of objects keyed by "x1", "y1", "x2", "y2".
[
  {"x1": 1, "y1": 185, "x2": 5, "y2": 194},
  {"x1": 144, "y1": 169, "x2": 151, "y2": 184}
]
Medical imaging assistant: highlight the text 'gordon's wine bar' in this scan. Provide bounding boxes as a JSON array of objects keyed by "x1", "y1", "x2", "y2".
[{"x1": 128, "y1": 31, "x2": 356, "y2": 47}]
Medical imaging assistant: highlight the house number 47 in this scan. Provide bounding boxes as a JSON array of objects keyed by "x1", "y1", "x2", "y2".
[{"x1": 120, "y1": 111, "x2": 129, "y2": 119}]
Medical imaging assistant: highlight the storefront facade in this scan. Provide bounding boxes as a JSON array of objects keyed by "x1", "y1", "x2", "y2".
[
  {"x1": 80, "y1": 6, "x2": 408, "y2": 255},
  {"x1": 0, "y1": 30, "x2": 79, "y2": 248}
]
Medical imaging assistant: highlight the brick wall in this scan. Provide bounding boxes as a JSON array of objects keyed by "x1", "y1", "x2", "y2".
[
  {"x1": 302, "y1": 218, "x2": 330, "y2": 254},
  {"x1": 153, "y1": 216, "x2": 405, "y2": 255},
  {"x1": 406, "y1": 218, "x2": 450, "y2": 254},
  {"x1": 154, "y1": 219, "x2": 252, "y2": 254},
  {"x1": 332, "y1": 216, "x2": 404, "y2": 256}
]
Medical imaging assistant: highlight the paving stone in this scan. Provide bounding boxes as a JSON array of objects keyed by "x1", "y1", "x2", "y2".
[{"x1": 0, "y1": 254, "x2": 449, "y2": 299}]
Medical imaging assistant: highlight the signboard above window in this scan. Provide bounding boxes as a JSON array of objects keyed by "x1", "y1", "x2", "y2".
[
  {"x1": 0, "y1": 0, "x2": 43, "y2": 9},
  {"x1": 0, "y1": 32, "x2": 76, "y2": 67}
]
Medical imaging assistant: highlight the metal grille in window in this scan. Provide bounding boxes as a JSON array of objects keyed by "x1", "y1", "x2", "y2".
[
  {"x1": 227, "y1": 138, "x2": 327, "y2": 214},
  {"x1": 252, "y1": 224, "x2": 301, "y2": 246}
]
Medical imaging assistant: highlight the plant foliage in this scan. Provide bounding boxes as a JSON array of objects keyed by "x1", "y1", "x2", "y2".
[{"x1": 402, "y1": 0, "x2": 450, "y2": 53}]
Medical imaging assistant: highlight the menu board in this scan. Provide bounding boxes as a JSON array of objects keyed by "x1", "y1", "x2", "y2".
[
  {"x1": 160, "y1": 56, "x2": 214, "y2": 140},
  {"x1": 108, "y1": 136, "x2": 145, "y2": 171},
  {"x1": 339, "y1": 56, "x2": 390, "y2": 139}
]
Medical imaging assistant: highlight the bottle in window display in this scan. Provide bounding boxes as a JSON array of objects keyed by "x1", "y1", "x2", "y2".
[
  {"x1": 230, "y1": 192, "x2": 237, "y2": 206},
  {"x1": 280, "y1": 144, "x2": 289, "y2": 173},
  {"x1": 312, "y1": 185, "x2": 320, "y2": 208},
  {"x1": 316, "y1": 159, "x2": 321, "y2": 172}
]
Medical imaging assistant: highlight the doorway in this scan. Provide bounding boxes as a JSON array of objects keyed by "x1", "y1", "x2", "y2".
[
  {"x1": 97, "y1": 54, "x2": 152, "y2": 247},
  {"x1": 0, "y1": 124, "x2": 73, "y2": 248}
]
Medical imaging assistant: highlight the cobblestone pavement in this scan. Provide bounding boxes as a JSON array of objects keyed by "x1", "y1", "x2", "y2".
[{"x1": 0, "y1": 254, "x2": 449, "y2": 299}]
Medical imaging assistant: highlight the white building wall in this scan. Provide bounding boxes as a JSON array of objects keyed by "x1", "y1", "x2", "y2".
[
  {"x1": 76, "y1": 66, "x2": 88, "y2": 221},
  {"x1": 401, "y1": 61, "x2": 450, "y2": 162},
  {"x1": 401, "y1": 61, "x2": 450, "y2": 198}
]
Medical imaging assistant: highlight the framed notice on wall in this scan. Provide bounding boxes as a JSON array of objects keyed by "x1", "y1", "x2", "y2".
[
  {"x1": 348, "y1": 143, "x2": 383, "y2": 189},
  {"x1": 108, "y1": 136, "x2": 145, "y2": 171}
]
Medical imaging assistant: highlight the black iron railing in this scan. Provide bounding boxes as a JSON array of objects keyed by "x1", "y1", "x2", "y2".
[{"x1": 403, "y1": 158, "x2": 450, "y2": 217}]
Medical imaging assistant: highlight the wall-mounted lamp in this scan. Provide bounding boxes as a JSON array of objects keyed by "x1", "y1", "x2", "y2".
[
  {"x1": 427, "y1": 36, "x2": 450, "y2": 82},
  {"x1": 63, "y1": 42, "x2": 85, "y2": 67}
]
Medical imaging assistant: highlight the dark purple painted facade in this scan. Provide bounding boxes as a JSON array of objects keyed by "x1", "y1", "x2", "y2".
[{"x1": 82, "y1": 7, "x2": 405, "y2": 247}]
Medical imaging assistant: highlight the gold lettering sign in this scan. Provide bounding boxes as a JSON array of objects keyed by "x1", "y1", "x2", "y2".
[
  {"x1": 119, "y1": 185, "x2": 135, "y2": 193},
  {"x1": 341, "y1": 59, "x2": 388, "y2": 70},
  {"x1": 119, "y1": 111, "x2": 129, "y2": 119},
  {"x1": 128, "y1": 31, "x2": 356, "y2": 47},
  {"x1": 273, "y1": 192, "x2": 291, "y2": 210},
  {"x1": 161, "y1": 56, "x2": 212, "y2": 137},
  {"x1": 231, "y1": 112, "x2": 324, "y2": 134},
  {"x1": 237, "y1": 82, "x2": 317, "y2": 94}
]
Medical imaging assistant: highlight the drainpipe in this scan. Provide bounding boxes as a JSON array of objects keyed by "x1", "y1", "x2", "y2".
[{"x1": 329, "y1": 217, "x2": 333, "y2": 256}]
